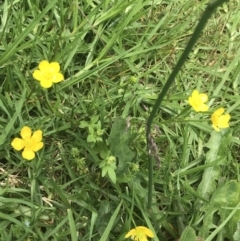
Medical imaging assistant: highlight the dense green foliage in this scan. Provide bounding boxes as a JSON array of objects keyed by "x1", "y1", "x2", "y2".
[{"x1": 0, "y1": 0, "x2": 240, "y2": 240}]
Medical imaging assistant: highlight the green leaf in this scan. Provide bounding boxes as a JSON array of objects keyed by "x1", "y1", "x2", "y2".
[
  {"x1": 96, "y1": 136, "x2": 103, "y2": 142},
  {"x1": 107, "y1": 167, "x2": 117, "y2": 184},
  {"x1": 101, "y1": 166, "x2": 108, "y2": 177},
  {"x1": 197, "y1": 130, "x2": 232, "y2": 201},
  {"x1": 179, "y1": 226, "x2": 197, "y2": 241},
  {"x1": 128, "y1": 178, "x2": 148, "y2": 199},
  {"x1": 212, "y1": 181, "x2": 240, "y2": 239},
  {"x1": 79, "y1": 121, "x2": 89, "y2": 128},
  {"x1": 211, "y1": 181, "x2": 240, "y2": 208},
  {"x1": 200, "y1": 206, "x2": 219, "y2": 239},
  {"x1": 201, "y1": 181, "x2": 240, "y2": 239},
  {"x1": 233, "y1": 223, "x2": 240, "y2": 241},
  {"x1": 108, "y1": 118, "x2": 136, "y2": 175},
  {"x1": 88, "y1": 126, "x2": 95, "y2": 135},
  {"x1": 91, "y1": 115, "x2": 99, "y2": 124},
  {"x1": 87, "y1": 135, "x2": 96, "y2": 143}
]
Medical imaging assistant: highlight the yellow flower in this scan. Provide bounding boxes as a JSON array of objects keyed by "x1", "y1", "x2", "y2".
[
  {"x1": 211, "y1": 108, "x2": 230, "y2": 132},
  {"x1": 33, "y1": 60, "x2": 64, "y2": 88},
  {"x1": 125, "y1": 226, "x2": 154, "y2": 241},
  {"x1": 11, "y1": 126, "x2": 44, "y2": 161},
  {"x1": 188, "y1": 90, "x2": 209, "y2": 112}
]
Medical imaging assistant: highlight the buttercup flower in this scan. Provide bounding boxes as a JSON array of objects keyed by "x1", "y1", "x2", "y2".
[
  {"x1": 33, "y1": 60, "x2": 64, "y2": 88},
  {"x1": 125, "y1": 226, "x2": 154, "y2": 241},
  {"x1": 11, "y1": 126, "x2": 44, "y2": 161},
  {"x1": 188, "y1": 90, "x2": 209, "y2": 112},
  {"x1": 211, "y1": 108, "x2": 230, "y2": 132}
]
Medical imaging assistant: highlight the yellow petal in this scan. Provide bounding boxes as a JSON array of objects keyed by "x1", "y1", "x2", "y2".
[
  {"x1": 125, "y1": 229, "x2": 136, "y2": 238},
  {"x1": 199, "y1": 104, "x2": 209, "y2": 112},
  {"x1": 33, "y1": 70, "x2": 43, "y2": 81},
  {"x1": 226, "y1": 113, "x2": 231, "y2": 121},
  {"x1": 39, "y1": 60, "x2": 50, "y2": 71},
  {"x1": 137, "y1": 227, "x2": 154, "y2": 238},
  {"x1": 11, "y1": 138, "x2": 25, "y2": 150},
  {"x1": 214, "y1": 108, "x2": 225, "y2": 117},
  {"x1": 40, "y1": 79, "x2": 53, "y2": 88},
  {"x1": 52, "y1": 73, "x2": 64, "y2": 83},
  {"x1": 212, "y1": 124, "x2": 220, "y2": 132},
  {"x1": 218, "y1": 114, "x2": 230, "y2": 128},
  {"x1": 21, "y1": 126, "x2": 32, "y2": 140},
  {"x1": 32, "y1": 130, "x2": 43, "y2": 142},
  {"x1": 188, "y1": 97, "x2": 194, "y2": 106},
  {"x1": 192, "y1": 90, "x2": 199, "y2": 98},
  {"x1": 49, "y1": 62, "x2": 60, "y2": 72},
  {"x1": 188, "y1": 97, "x2": 198, "y2": 112},
  {"x1": 189, "y1": 90, "x2": 209, "y2": 112},
  {"x1": 211, "y1": 113, "x2": 217, "y2": 124},
  {"x1": 22, "y1": 148, "x2": 35, "y2": 160},
  {"x1": 199, "y1": 93, "x2": 208, "y2": 103},
  {"x1": 32, "y1": 142, "x2": 44, "y2": 152}
]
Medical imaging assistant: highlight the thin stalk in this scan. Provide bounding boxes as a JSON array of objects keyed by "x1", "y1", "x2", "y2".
[{"x1": 147, "y1": 0, "x2": 229, "y2": 209}]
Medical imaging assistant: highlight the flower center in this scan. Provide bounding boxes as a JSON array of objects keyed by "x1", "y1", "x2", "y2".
[
  {"x1": 135, "y1": 230, "x2": 145, "y2": 240},
  {"x1": 43, "y1": 71, "x2": 54, "y2": 82},
  {"x1": 24, "y1": 138, "x2": 36, "y2": 149},
  {"x1": 194, "y1": 96, "x2": 203, "y2": 106}
]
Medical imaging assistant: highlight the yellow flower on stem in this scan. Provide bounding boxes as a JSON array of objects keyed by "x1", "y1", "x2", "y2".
[
  {"x1": 211, "y1": 108, "x2": 230, "y2": 132},
  {"x1": 125, "y1": 226, "x2": 154, "y2": 241},
  {"x1": 188, "y1": 90, "x2": 209, "y2": 112},
  {"x1": 11, "y1": 126, "x2": 44, "y2": 161},
  {"x1": 33, "y1": 60, "x2": 64, "y2": 88}
]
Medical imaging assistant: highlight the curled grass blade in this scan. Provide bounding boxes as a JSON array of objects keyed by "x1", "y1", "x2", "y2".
[{"x1": 146, "y1": 0, "x2": 229, "y2": 209}]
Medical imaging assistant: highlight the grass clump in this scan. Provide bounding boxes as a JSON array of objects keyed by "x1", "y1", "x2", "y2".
[{"x1": 0, "y1": 0, "x2": 240, "y2": 240}]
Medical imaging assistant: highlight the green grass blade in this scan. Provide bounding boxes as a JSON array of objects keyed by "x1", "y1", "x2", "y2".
[
  {"x1": 0, "y1": 211, "x2": 33, "y2": 234},
  {"x1": 67, "y1": 209, "x2": 78, "y2": 241},
  {"x1": 0, "y1": 0, "x2": 57, "y2": 65},
  {"x1": 99, "y1": 201, "x2": 122, "y2": 241},
  {"x1": 0, "y1": 88, "x2": 26, "y2": 146}
]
